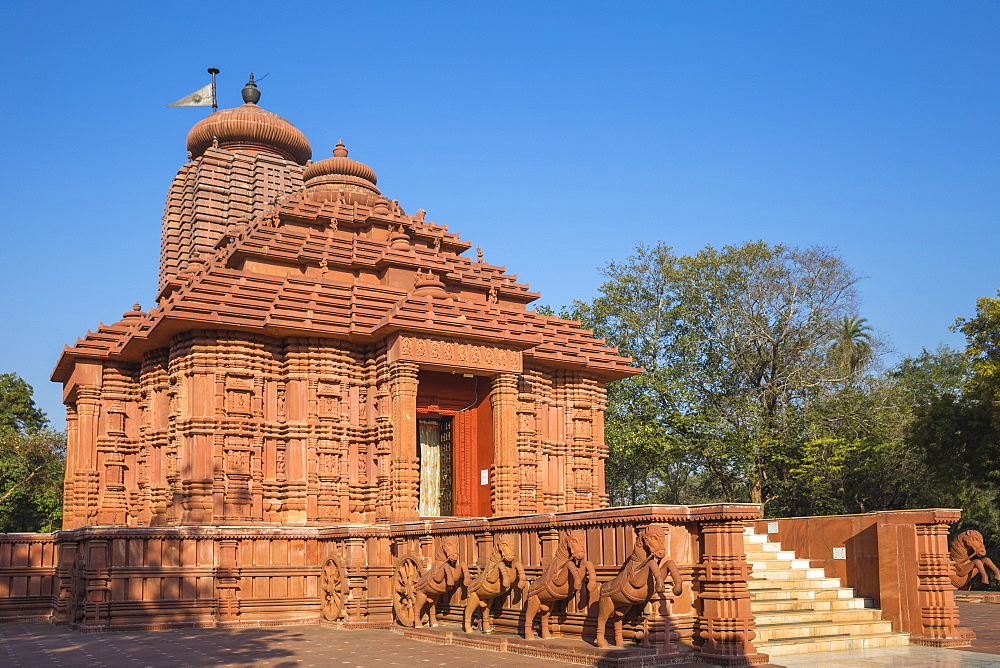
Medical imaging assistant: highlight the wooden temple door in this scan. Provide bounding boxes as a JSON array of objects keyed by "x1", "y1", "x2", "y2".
[
  {"x1": 417, "y1": 418, "x2": 453, "y2": 516},
  {"x1": 416, "y1": 371, "x2": 493, "y2": 518}
]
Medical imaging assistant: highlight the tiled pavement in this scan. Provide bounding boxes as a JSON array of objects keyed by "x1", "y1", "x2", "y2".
[
  {"x1": 0, "y1": 602, "x2": 998, "y2": 667},
  {"x1": 0, "y1": 623, "x2": 582, "y2": 667}
]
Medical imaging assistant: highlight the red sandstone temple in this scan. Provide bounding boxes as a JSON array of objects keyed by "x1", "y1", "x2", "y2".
[
  {"x1": 0, "y1": 79, "x2": 977, "y2": 666},
  {"x1": 51, "y1": 77, "x2": 638, "y2": 530}
]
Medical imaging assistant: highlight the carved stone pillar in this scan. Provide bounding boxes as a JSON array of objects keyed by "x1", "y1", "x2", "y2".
[
  {"x1": 388, "y1": 361, "x2": 419, "y2": 521},
  {"x1": 98, "y1": 452, "x2": 127, "y2": 526},
  {"x1": 912, "y1": 519, "x2": 976, "y2": 646},
  {"x1": 81, "y1": 538, "x2": 111, "y2": 629},
  {"x1": 53, "y1": 539, "x2": 80, "y2": 624},
  {"x1": 344, "y1": 535, "x2": 369, "y2": 623},
  {"x1": 215, "y1": 537, "x2": 241, "y2": 625},
  {"x1": 74, "y1": 387, "x2": 102, "y2": 528},
  {"x1": 63, "y1": 404, "x2": 80, "y2": 528},
  {"x1": 592, "y1": 384, "x2": 610, "y2": 508},
  {"x1": 696, "y1": 516, "x2": 768, "y2": 666},
  {"x1": 473, "y1": 528, "x2": 494, "y2": 572},
  {"x1": 538, "y1": 527, "x2": 560, "y2": 564},
  {"x1": 490, "y1": 373, "x2": 519, "y2": 516}
]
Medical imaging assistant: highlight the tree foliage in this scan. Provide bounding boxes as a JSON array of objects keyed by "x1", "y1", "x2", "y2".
[
  {"x1": 899, "y1": 292, "x2": 1000, "y2": 557},
  {"x1": 562, "y1": 241, "x2": 1000, "y2": 576},
  {"x1": 572, "y1": 241, "x2": 869, "y2": 508},
  {"x1": 0, "y1": 373, "x2": 48, "y2": 433},
  {"x1": 0, "y1": 427, "x2": 65, "y2": 532},
  {"x1": 0, "y1": 373, "x2": 65, "y2": 532}
]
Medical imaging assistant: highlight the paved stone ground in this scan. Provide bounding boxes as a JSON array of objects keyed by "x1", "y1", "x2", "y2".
[
  {"x1": 0, "y1": 623, "x2": 585, "y2": 667},
  {"x1": 0, "y1": 603, "x2": 997, "y2": 667},
  {"x1": 959, "y1": 601, "x2": 1000, "y2": 656}
]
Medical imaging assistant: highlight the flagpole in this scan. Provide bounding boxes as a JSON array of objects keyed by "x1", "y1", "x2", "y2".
[{"x1": 208, "y1": 67, "x2": 220, "y2": 113}]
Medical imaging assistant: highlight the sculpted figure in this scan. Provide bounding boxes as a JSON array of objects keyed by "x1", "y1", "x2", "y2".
[
  {"x1": 523, "y1": 530, "x2": 598, "y2": 640},
  {"x1": 463, "y1": 539, "x2": 528, "y2": 634},
  {"x1": 950, "y1": 529, "x2": 1000, "y2": 589},
  {"x1": 412, "y1": 539, "x2": 471, "y2": 627},
  {"x1": 595, "y1": 523, "x2": 684, "y2": 648}
]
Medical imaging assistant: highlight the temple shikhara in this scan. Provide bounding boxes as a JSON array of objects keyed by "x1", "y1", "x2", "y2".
[{"x1": 0, "y1": 78, "x2": 977, "y2": 666}]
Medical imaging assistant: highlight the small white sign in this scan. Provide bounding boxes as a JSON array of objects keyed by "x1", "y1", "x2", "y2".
[
  {"x1": 833, "y1": 547, "x2": 847, "y2": 560},
  {"x1": 480, "y1": 469, "x2": 489, "y2": 485},
  {"x1": 767, "y1": 522, "x2": 779, "y2": 534}
]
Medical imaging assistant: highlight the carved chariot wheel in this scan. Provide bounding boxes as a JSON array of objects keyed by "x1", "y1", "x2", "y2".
[
  {"x1": 321, "y1": 556, "x2": 349, "y2": 621},
  {"x1": 392, "y1": 555, "x2": 424, "y2": 627}
]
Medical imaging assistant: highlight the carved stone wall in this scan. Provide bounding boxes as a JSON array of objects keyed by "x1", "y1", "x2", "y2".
[
  {"x1": 2, "y1": 505, "x2": 763, "y2": 663},
  {"x1": 0, "y1": 533, "x2": 57, "y2": 622},
  {"x1": 63, "y1": 333, "x2": 403, "y2": 529},
  {"x1": 61, "y1": 332, "x2": 617, "y2": 528}
]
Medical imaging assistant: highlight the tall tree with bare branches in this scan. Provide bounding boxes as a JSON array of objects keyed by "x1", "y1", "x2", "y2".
[{"x1": 572, "y1": 242, "x2": 869, "y2": 509}]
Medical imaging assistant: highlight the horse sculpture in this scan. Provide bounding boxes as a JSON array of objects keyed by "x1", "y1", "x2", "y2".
[
  {"x1": 412, "y1": 539, "x2": 470, "y2": 627},
  {"x1": 463, "y1": 539, "x2": 528, "y2": 634},
  {"x1": 595, "y1": 523, "x2": 684, "y2": 648},
  {"x1": 949, "y1": 529, "x2": 1000, "y2": 590},
  {"x1": 523, "y1": 530, "x2": 598, "y2": 640}
]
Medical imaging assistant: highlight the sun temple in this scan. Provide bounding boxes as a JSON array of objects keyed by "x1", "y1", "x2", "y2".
[
  {"x1": 51, "y1": 77, "x2": 639, "y2": 530},
  {"x1": 0, "y1": 78, "x2": 979, "y2": 666}
]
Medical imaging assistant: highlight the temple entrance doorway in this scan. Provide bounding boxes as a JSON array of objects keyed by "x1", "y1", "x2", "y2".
[
  {"x1": 416, "y1": 370, "x2": 494, "y2": 518},
  {"x1": 417, "y1": 417, "x2": 453, "y2": 516}
]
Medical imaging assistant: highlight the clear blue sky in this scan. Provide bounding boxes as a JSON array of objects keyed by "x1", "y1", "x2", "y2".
[{"x1": 1, "y1": 1, "x2": 997, "y2": 428}]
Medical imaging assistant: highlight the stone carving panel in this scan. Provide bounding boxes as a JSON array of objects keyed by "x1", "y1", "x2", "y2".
[
  {"x1": 596, "y1": 523, "x2": 684, "y2": 648},
  {"x1": 388, "y1": 333, "x2": 522, "y2": 374},
  {"x1": 411, "y1": 539, "x2": 470, "y2": 628},
  {"x1": 950, "y1": 530, "x2": 1000, "y2": 589},
  {"x1": 463, "y1": 539, "x2": 527, "y2": 634},
  {"x1": 321, "y1": 554, "x2": 349, "y2": 622},
  {"x1": 523, "y1": 530, "x2": 597, "y2": 640}
]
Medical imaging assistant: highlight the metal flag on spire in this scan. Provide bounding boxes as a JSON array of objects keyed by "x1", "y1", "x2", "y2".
[{"x1": 167, "y1": 68, "x2": 220, "y2": 112}]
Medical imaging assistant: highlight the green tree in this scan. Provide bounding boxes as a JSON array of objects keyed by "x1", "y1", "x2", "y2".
[
  {"x1": 901, "y1": 293, "x2": 1000, "y2": 559},
  {"x1": 574, "y1": 241, "x2": 866, "y2": 509},
  {"x1": 829, "y1": 317, "x2": 874, "y2": 376},
  {"x1": 0, "y1": 373, "x2": 48, "y2": 433},
  {"x1": 0, "y1": 373, "x2": 65, "y2": 532},
  {"x1": 957, "y1": 290, "x2": 1000, "y2": 432},
  {"x1": 0, "y1": 427, "x2": 66, "y2": 532},
  {"x1": 775, "y1": 374, "x2": 927, "y2": 517}
]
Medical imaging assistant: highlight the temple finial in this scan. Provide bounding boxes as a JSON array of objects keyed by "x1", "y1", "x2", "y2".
[{"x1": 242, "y1": 73, "x2": 261, "y2": 104}]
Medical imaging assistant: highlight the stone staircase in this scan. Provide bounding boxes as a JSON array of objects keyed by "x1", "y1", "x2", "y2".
[{"x1": 745, "y1": 527, "x2": 910, "y2": 657}]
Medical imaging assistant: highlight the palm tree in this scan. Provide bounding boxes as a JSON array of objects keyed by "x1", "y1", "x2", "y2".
[{"x1": 829, "y1": 316, "x2": 874, "y2": 375}]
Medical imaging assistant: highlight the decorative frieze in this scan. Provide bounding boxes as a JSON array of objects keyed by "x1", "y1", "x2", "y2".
[{"x1": 388, "y1": 333, "x2": 522, "y2": 374}]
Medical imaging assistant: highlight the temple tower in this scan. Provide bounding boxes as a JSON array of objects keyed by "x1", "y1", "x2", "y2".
[{"x1": 53, "y1": 79, "x2": 639, "y2": 529}]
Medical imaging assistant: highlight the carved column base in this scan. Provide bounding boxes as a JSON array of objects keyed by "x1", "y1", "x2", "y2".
[
  {"x1": 181, "y1": 479, "x2": 214, "y2": 524},
  {"x1": 694, "y1": 511, "x2": 768, "y2": 667},
  {"x1": 910, "y1": 631, "x2": 976, "y2": 648}
]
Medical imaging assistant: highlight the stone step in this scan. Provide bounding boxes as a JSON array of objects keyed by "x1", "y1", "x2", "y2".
[
  {"x1": 748, "y1": 558, "x2": 812, "y2": 570},
  {"x1": 744, "y1": 528, "x2": 907, "y2": 656},
  {"x1": 755, "y1": 619, "x2": 894, "y2": 642},
  {"x1": 750, "y1": 566, "x2": 828, "y2": 580},
  {"x1": 748, "y1": 576, "x2": 843, "y2": 590},
  {"x1": 749, "y1": 586, "x2": 859, "y2": 601},
  {"x1": 759, "y1": 631, "x2": 911, "y2": 657},
  {"x1": 752, "y1": 608, "x2": 881, "y2": 626},
  {"x1": 751, "y1": 596, "x2": 871, "y2": 612},
  {"x1": 745, "y1": 549, "x2": 797, "y2": 560}
]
